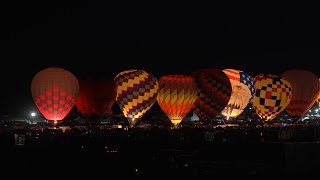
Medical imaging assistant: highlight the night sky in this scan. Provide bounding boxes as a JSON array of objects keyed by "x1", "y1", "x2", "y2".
[{"x1": 3, "y1": 2, "x2": 319, "y2": 115}]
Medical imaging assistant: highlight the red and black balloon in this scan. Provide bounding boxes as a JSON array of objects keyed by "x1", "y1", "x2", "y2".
[{"x1": 192, "y1": 69, "x2": 232, "y2": 122}]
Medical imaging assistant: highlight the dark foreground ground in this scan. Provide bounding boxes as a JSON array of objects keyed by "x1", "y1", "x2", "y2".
[{"x1": 1, "y1": 127, "x2": 320, "y2": 177}]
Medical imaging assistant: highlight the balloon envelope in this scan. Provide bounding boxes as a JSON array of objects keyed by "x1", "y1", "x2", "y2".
[
  {"x1": 221, "y1": 69, "x2": 255, "y2": 120},
  {"x1": 281, "y1": 69, "x2": 319, "y2": 118},
  {"x1": 157, "y1": 75, "x2": 197, "y2": 126},
  {"x1": 75, "y1": 78, "x2": 117, "y2": 121},
  {"x1": 251, "y1": 74, "x2": 292, "y2": 121},
  {"x1": 317, "y1": 78, "x2": 320, "y2": 108},
  {"x1": 192, "y1": 69, "x2": 232, "y2": 122},
  {"x1": 31, "y1": 67, "x2": 79, "y2": 121},
  {"x1": 114, "y1": 69, "x2": 158, "y2": 126}
]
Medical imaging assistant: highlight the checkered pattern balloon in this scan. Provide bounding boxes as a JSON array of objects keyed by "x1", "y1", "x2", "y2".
[
  {"x1": 157, "y1": 75, "x2": 197, "y2": 126},
  {"x1": 114, "y1": 69, "x2": 158, "y2": 126},
  {"x1": 282, "y1": 69, "x2": 320, "y2": 118},
  {"x1": 31, "y1": 67, "x2": 79, "y2": 121},
  {"x1": 251, "y1": 74, "x2": 292, "y2": 121},
  {"x1": 192, "y1": 69, "x2": 232, "y2": 122},
  {"x1": 221, "y1": 69, "x2": 255, "y2": 119}
]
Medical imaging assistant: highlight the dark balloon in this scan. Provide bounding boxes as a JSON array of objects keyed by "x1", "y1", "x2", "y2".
[
  {"x1": 281, "y1": 69, "x2": 319, "y2": 119},
  {"x1": 192, "y1": 68, "x2": 232, "y2": 122},
  {"x1": 75, "y1": 78, "x2": 117, "y2": 122}
]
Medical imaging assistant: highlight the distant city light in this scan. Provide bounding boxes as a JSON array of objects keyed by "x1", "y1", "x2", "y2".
[{"x1": 30, "y1": 112, "x2": 36, "y2": 123}]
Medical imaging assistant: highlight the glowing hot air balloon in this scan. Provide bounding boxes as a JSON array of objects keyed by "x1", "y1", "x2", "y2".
[
  {"x1": 221, "y1": 69, "x2": 255, "y2": 120},
  {"x1": 317, "y1": 78, "x2": 320, "y2": 107},
  {"x1": 251, "y1": 74, "x2": 292, "y2": 121},
  {"x1": 75, "y1": 77, "x2": 117, "y2": 122},
  {"x1": 192, "y1": 69, "x2": 232, "y2": 122},
  {"x1": 31, "y1": 67, "x2": 79, "y2": 122},
  {"x1": 157, "y1": 75, "x2": 197, "y2": 127},
  {"x1": 114, "y1": 69, "x2": 158, "y2": 127},
  {"x1": 281, "y1": 69, "x2": 319, "y2": 120}
]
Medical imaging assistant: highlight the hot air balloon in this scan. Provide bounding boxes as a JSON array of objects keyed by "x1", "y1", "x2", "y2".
[
  {"x1": 221, "y1": 69, "x2": 255, "y2": 120},
  {"x1": 156, "y1": 75, "x2": 197, "y2": 127},
  {"x1": 31, "y1": 67, "x2": 79, "y2": 122},
  {"x1": 281, "y1": 69, "x2": 320, "y2": 120},
  {"x1": 317, "y1": 95, "x2": 320, "y2": 108},
  {"x1": 75, "y1": 77, "x2": 117, "y2": 123},
  {"x1": 317, "y1": 78, "x2": 320, "y2": 108},
  {"x1": 251, "y1": 74, "x2": 292, "y2": 121},
  {"x1": 192, "y1": 69, "x2": 232, "y2": 122},
  {"x1": 114, "y1": 69, "x2": 158, "y2": 127}
]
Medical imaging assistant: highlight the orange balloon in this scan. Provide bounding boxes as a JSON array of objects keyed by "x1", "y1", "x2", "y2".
[{"x1": 157, "y1": 75, "x2": 197, "y2": 127}]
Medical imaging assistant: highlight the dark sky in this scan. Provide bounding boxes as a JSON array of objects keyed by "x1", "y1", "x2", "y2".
[{"x1": 3, "y1": 2, "x2": 320, "y2": 115}]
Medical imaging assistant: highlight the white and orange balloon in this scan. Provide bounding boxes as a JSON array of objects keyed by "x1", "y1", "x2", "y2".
[{"x1": 221, "y1": 69, "x2": 255, "y2": 120}]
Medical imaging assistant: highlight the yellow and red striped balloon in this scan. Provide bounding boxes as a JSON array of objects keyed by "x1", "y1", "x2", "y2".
[
  {"x1": 251, "y1": 74, "x2": 292, "y2": 121},
  {"x1": 114, "y1": 69, "x2": 158, "y2": 126},
  {"x1": 157, "y1": 75, "x2": 197, "y2": 127},
  {"x1": 281, "y1": 69, "x2": 319, "y2": 119},
  {"x1": 192, "y1": 69, "x2": 232, "y2": 122}
]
